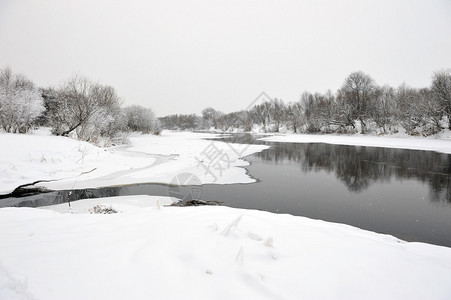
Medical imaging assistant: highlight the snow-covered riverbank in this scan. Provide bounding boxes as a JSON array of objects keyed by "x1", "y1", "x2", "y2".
[
  {"x1": 259, "y1": 132, "x2": 451, "y2": 154},
  {"x1": 0, "y1": 129, "x2": 268, "y2": 194},
  {"x1": 1, "y1": 196, "x2": 450, "y2": 300}
]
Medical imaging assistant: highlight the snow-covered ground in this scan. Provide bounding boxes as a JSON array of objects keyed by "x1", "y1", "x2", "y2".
[
  {"x1": 2, "y1": 130, "x2": 451, "y2": 299},
  {"x1": 0, "y1": 129, "x2": 268, "y2": 194},
  {"x1": 259, "y1": 132, "x2": 451, "y2": 154},
  {"x1": 0, "y1": 197, "x2": 450, "y2": 300}
]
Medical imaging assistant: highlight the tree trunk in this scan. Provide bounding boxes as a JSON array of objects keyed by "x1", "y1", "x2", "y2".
[
  {"x1": 359, "y1": 117, "x2": 366, "y2": 134},
  {"x1": 60, "y1": 121, "x2": 83, "y2": 137}
]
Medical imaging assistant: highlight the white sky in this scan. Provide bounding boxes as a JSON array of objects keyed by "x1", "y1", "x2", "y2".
[{"x1": 0, "y1": 0, "x2": 450, "y2": 116}]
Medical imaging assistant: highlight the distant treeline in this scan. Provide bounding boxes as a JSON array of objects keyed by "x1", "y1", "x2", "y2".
[{"x1": 160, "y1": 70, "x2": 451, "y2": 136}]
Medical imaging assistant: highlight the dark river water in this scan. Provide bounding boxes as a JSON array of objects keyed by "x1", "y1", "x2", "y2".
[{"x1": 1, "y1": 134, "x2": 451, "y2": 247}]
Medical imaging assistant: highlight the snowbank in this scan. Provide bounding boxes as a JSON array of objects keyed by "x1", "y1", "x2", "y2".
[
  {"x1": 260, "y1": 133, "x2": 451, "y2": 154},
  {"x1": 0, "y1": 129, "x2": 269, "y2": 194},
  {"x1": 0, "y1": 197, "x2": 450, "y2": 299}
]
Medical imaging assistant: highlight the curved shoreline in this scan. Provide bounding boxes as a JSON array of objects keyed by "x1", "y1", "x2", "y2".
[{"x1": 259, "y1": 133, "x2": 451, "y2": 154}]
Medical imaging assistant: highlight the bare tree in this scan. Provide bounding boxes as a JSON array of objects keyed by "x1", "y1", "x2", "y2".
[
  {"x1": 314, "y1": 90, "x2": 338, "y2": 133},
  {"x1": 431, "y1": 69, "x2": 451, "y2": 129},
  {"x1": 249, "y1": 101, "x2": 271, "y2": 132},
  {"x1": 300, "y1": 92, "x2": 314, "y2": 120},
  {"x1": 269, "y1": 98, "x2": 285, "y2": 132},
  {"x1": 236, "y1": 110, "x2": 253, "y2": 131},
  {"x1": 333, "y1": 89, "x2": 356, "y2": 132},
  {"x1": 159, "y1": 114, "x2": 201, "y2": 130},
  {"x1": 300, "y1": 92, "x2": 322, "y2": 133},
  {"x1": 299, "y1": 92, "x2": 313, "y2": 131},
  {"x1": 124, "y1": 105, "x2": 160, "y2": 134},
  {"x1": 0, "y1": 67, "x2": 44, "y2": 133},
  {"x1": 201, "y1": 107, "x2": 223, "y2": 129},
  {"x1": 340, "y1": 71, "x2": 376, "y2": 133},
  {"x1": 213, "y1": 112, "x2": 235, "y2": 132},
  {"x1": 284, "y1": 101, "x2": 303, "y2": 133},
  {"x1": 396, "y1": 85, "x2": 442, "y2": 136},
  {"x1": 416, "y1": 88, "x2": 443, "y2": 136},
  {"x1": 371, "y1": 85, "x2": 397, "y2": 133},
  {"x1": 49, "y1": 75, "x2": 123, "y2": 141},
  {"x1": 396, "y1": 84, "x2": 422, "y2": 135},
  {"x1": 77, "y1": 83, "x2": 124, "y2": 140}
]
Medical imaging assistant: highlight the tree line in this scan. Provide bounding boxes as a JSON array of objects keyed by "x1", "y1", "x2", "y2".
[
  {"x1": 0, "y1": 67, "x2": 160, "y2": 144},
  {"x1": 1, "y1": 67, "x2": 450, "y2": 143},
  {"x1": 160, "y1": 70, "x2": 451, "y2": 136}
]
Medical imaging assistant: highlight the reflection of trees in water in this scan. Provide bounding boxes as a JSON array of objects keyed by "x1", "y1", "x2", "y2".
[
  {"x1": 12, "y1": 186, "x2": 123, "y2": 207},
  {"x1": 253, "y1": 142, "x2": 451, "y2": 203},
  {"x1": 5, "y1": 183, "x2": 175, "y2": 208},
  {"x1": 428, "y1": 174, "x2": 451, "y2": 203}
]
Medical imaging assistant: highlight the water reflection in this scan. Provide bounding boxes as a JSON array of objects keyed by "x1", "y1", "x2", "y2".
[
  {"x1": 253, "y1": 143, "x2": 450, "y2": 203},
  {"x1": 1, "y1": 184, "x2": 171, "y2": 208}
]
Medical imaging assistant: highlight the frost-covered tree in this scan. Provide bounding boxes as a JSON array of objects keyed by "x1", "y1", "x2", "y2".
[
  {"x1": 201, "y1": 107, "x2": 223, "y2": 129},
  {"x1": 314, "y1": 91, "x2": 338, "y2": 133},
  {"x1": 236, "y1": 110, "x2": 253, "y2": 131},
  {"x1": 340, "y1": 71, "x2": 377, "y2": 133},
  {"x1": 49, "y1": 75, "x2": 124, "y2": 141},
  {"x1": 300, "y1": 92, "x2": 321, "y2": 133},
  {"x1": 268, "y1": 98, "x2": 285, "y2": 132},
  {"x1": 152, "y1": 69, "x2": 451, "y2": 136},
  {"x1": 159, "y1": 114, "x2": 201, "y2": 130},
  {"x1": 249, "y1": 101, "x2": 271, "y2": 132},
  {"x1": 371, "y1": 85, "x2": 398, "y2": 133},
  {"x1": 284, "y1": 101, "x2": 303, "y2": 133},
  {"x1": 396, "y1": 85, "x2": 443, "y2": 136},
  {"x1": 431, "y1": 69, "x2": 451, "y2": 129},
  {"x1": 123, "y1": 105, "x2": 160, "y2": 134},
  {"x1": 333, "y1": 89, "x2": 356, "y2": 132},
  {"x1": 0, "y1": 67, "x2": 44, "y2": 133},
  {"x1": 396, "y1": 84, "x2": 422, "y2": 135},
  {"x1": 416, "y1": 88, "x2": 443, "y2": 136}
]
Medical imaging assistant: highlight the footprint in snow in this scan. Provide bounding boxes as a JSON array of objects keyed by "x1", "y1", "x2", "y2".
[
  {"x1": 247, "y1": 231, "x2": 263, "y2": 241},
  {"x1": 221, "y1": 215, "x2": 243, "y2": 237},
  {"x1": 263, "y1": 236, "x2": 279, "y2": 260},
  {"x1": 235, "y1": 246, "x2": 244, "y2": 266},
  {"x1": 208, "y1": 223, "x2": 219, "y2": 232},
  {"x1": 263, "y1": 236, "x2": 274, "y2": 248}
]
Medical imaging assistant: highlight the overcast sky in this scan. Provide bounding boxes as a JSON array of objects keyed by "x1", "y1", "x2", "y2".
[{"x1": 0, "y1": 0, "x2": 450, "y2": 116}]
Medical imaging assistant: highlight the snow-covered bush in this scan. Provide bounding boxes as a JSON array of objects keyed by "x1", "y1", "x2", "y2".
[
  {"x1": 89, "y1": 204, "x2": 118, "y2": 214},
  {"x1": 0, "y1": 67, "x2": 44, "y2": 133},
  {"x1": 123, "y1": 105, "x2": 161, "y2": 134}
]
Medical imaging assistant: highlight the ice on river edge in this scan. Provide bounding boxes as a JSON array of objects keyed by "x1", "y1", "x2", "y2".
[{"x1": 0, "y1": 129, "x2": 269, "y2": 194}]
